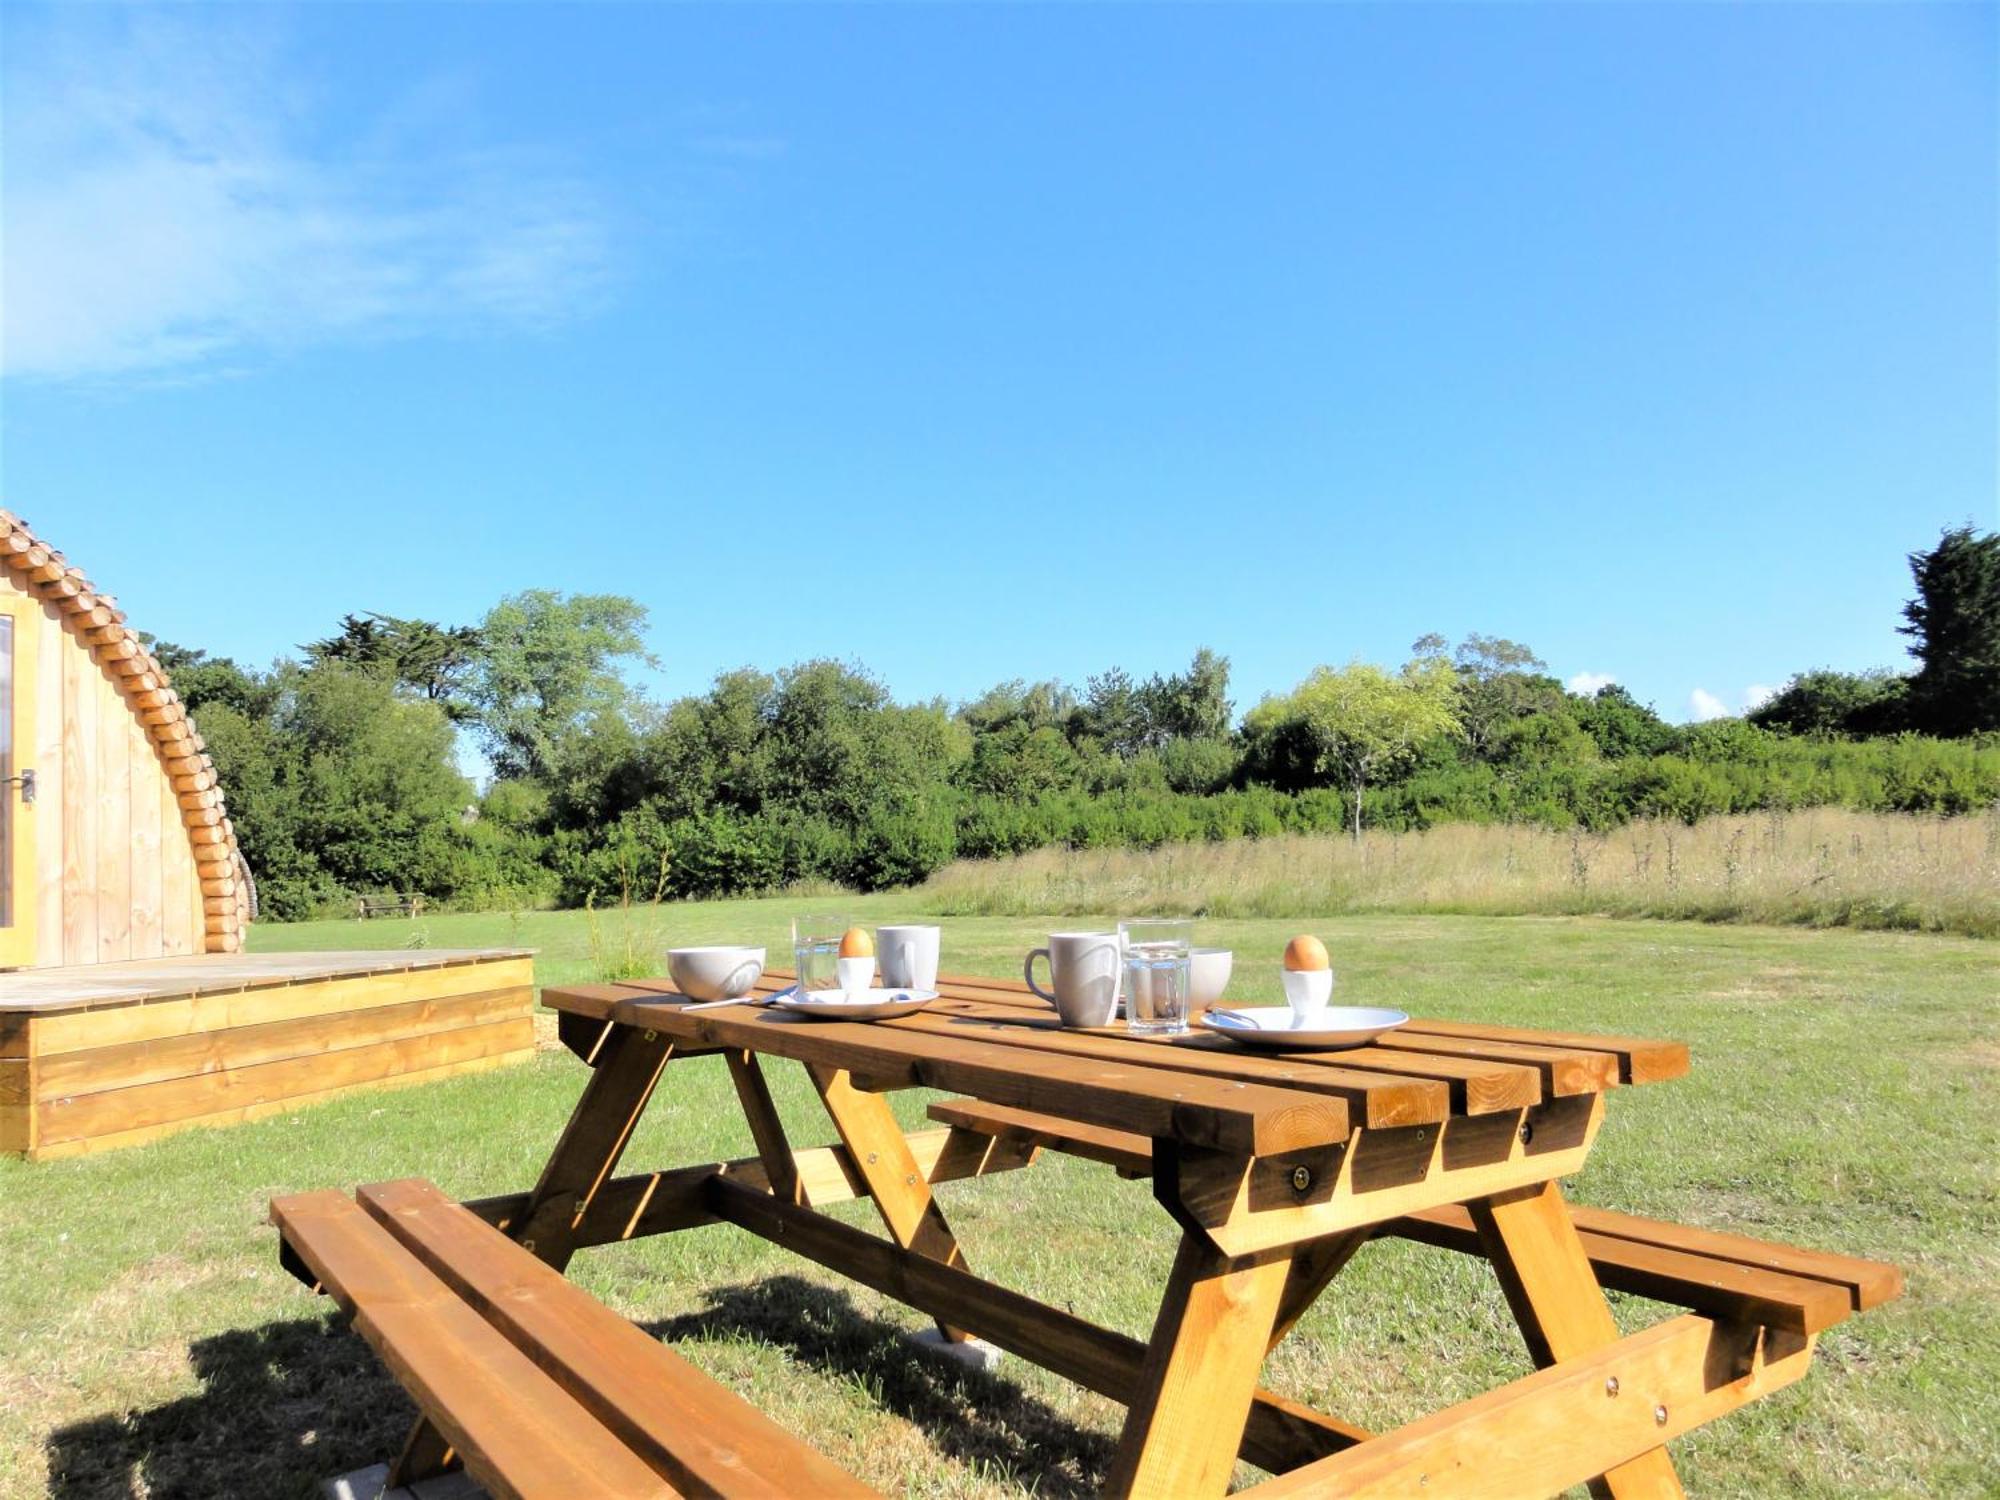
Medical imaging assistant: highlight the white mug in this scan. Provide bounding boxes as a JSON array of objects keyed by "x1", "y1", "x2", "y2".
[
  {"x1": 877, "y1": 924, "x2": 940, "y2": 989},
  {"x1": 1024, "y1": 932, "x2": 1122, "y2": 1028}
]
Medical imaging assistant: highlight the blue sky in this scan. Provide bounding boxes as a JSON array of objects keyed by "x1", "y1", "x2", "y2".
[{"x1": 3, "y1": 3, "x2": 1993, "y2": 728}]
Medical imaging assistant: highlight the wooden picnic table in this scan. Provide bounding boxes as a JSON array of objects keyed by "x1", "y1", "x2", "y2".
[{"x1": 278, "y1": 966, "x2": 1902, "y2": 1499}]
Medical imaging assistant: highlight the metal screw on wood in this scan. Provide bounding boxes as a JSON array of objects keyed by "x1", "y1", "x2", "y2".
[
  {"x1": 1654, "y1": 1404, "x2": 1669, "y2": 1426},
  {"x1": 905, "y1": 1173, "x2": 916, "y2": 1186},
  {"x1": 1605, "y1": 1377, "x2": 1620, "y2": 1397},
  {"x1": 866, "y1": 1152, "x2": 878, "y2": 1164},
  {"x1": 643, "y1": 1029, "x2": 657, "y2": 1042},
  {"x1": 1519, "y1": 1120, "x2": 1534, "y2": 1146},
  {"x1": 1290, "y1": 1165, "x2": 1313, "y2": 1193}
]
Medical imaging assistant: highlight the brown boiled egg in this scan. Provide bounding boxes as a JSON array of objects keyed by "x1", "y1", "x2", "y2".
[
  {"x1": 839, "y1": 927, "x2": 875, "y2": 959},
  {"x1": 1283, "y1": 934, "x2": 1330, "y2": 972}
]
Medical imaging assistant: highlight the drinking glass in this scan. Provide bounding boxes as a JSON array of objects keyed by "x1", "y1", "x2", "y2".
[
  {"x1": 792, "y1": 913, "x2": 851, "y2": 999},
  {"x1": 1120, "y1": 918, "x2": 1193, "y2": 1036}
]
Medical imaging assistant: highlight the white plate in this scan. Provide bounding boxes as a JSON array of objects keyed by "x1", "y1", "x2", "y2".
[
  {"x1": 1199, "y1": 1005, "x2": 1408, "y2": 1050},
  {"x1": 771, "y1": 988, "x2": 939, "y2": 1021}
]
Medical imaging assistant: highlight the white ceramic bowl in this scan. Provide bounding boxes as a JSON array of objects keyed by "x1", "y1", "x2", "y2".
[
  {"x1": 668, "y1": 946, "x2": 766, "y2": 1002},
  {"x1": 1189, "y1": 948, "x2": 1235, "y2": 1006}
]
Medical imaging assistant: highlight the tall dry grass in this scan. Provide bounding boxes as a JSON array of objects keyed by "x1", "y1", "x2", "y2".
[{"x1": 913, "y1": 808, "x2": 2000, "y2": 937}]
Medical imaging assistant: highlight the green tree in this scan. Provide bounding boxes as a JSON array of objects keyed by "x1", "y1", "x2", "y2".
[
  {"x1": 644, "y1": 668, "x2": 779, "y2": 820},
  {"x1": 1490, "y1": 710, "x2": 1601, "y2": 769},
  {"x1": 1749, "y1": 669, "x2": 1908, "y2": 737},
  {"x1": 144, "y1": 640, "x2": 277, "y2": 719},
  {"x1": 305, "y1": 612, "x2": 484, "y2": 715},
  {"x1": 1414, "y1": 633, "x2": 1561, "y2": 758},
  {"x1": 1066, "y1": 649, "x2": 1233, "y2": 755},
  {"x1": 958, "y1": 678, "x2": 1076, "y2": 736},
  {"x1": 1249, "y1": 657, "x2": 1463, "y2": 837},
  {"x1": 465, "y1": 591, "x2": 654, "y2": 780},
  {"x1": 1075, "y1": 667, "x2": 1147, "y2": 756},
  {"x1": 199, "y1": 662, "x2": 477, "y2": 918},
  {"x1": 283, "y1": 665, "x2": 476, "y2": 894},
  {"x1": 759, "y1": 660, "x2": 967, "y2": 825},
  {"x1": 961, "y1": 722, "x2": 1083, "y2": 798},
  {"x1": 1568, "y1": 684, "x2": 1676, "y2": 758},
  {"x1": 1901, "y1": 526, "x2": 2000, "y2": 736},
  {"x1": 1140, "y1": 648, "x2": 1235, "y2": 744}
]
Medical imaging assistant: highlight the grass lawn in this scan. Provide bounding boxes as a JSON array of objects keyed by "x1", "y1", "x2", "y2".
[{"x1": 2, "y1": 901, "x2": 1993, "y2": 1497}]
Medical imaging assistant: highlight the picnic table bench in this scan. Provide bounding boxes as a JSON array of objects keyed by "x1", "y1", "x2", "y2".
[
  {"x1": 274, "y1": 967, "x2": 1901, "y2": 1499},
  {"x1": 356, "y1": 893, "x2": 425, "y2": 919}
]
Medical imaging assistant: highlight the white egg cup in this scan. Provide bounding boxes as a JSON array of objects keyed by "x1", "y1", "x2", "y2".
[
  {"x1": 836, "y1": 955, "x2": 876, "y2": 995},
  {"x1": 1280, "y1": 968, "x2": 1335, "y2": 1020}
]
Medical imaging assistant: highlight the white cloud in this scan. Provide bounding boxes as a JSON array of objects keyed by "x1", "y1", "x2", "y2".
[
  {"x1": 1743, "y1": 683, "x2": 1777, "y2": 711},
  {"x1": 1, "y1": 11, "x2": 614, "y2": 383},
  {"x1": 1688, "y1": 688, "x2": 1732, "y2": 722},
  {"x1": 1567, "y1": 671, "x2": 1617, "y2": 695}
]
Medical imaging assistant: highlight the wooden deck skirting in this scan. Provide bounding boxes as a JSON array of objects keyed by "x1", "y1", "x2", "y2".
[
  {"x1": 0, "y1": 508, "x2": 251, "y2": 954},
  {"x1": 1, "y1": 950, "x2": 536, "y2": 1159}
]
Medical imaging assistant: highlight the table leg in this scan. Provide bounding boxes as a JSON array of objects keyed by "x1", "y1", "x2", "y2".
[
  {"x1": 513, "y1": 1024, "x2": 676, "y2": 1271},
  {"x1": 728, "y1": 1050, "x2": 808, "y2": 1206},
  {"x1": 387, "y1": 1411, "x2": 455, "y2": 1490},
  {"x1": 1265, "y1": 1228, "x2": 1372, "y2": 1354},
  {"x1": 1470, "y1": 1180, "x2": 1686, "y2": 1500},
  {"x1": 1104, "y1": 1234, "x2": 1291, "y2": 1500},
  {"x1": 390, "y1": 1022, "x2": 673, "y2": 1488},
  {"x1": 810, "y1": 1064, "x2": 972, "y2": 1341}
]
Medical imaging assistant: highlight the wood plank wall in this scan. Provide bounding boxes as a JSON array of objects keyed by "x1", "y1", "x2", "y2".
[
  {"x1": 4, "y1": 956, "x2": 536, "y2": 1159},
  {"x1": 10, "y1": 575, "x2": 204, "y2": 968}
]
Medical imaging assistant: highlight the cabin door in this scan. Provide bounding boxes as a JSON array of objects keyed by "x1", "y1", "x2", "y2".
[{"x1": 0, "y1": 592, "x2": 37, "y2": 968}]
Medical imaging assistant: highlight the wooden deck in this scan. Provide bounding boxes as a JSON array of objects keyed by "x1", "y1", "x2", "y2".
[{"x1": 1, "y1": 950, "x2": 537, "y2": 1160}]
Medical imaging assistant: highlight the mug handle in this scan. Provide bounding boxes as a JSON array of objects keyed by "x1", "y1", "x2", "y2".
[
  {"x1": 890, "y1": 938, "x2": 913, "y2": 987},
  {"x1": 1023, "y1": 948, "x2": 1057, "y2": 1006}
]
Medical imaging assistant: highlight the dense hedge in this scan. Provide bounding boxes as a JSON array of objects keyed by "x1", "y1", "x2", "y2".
[
  {"x1": 170, "y1": 583, "x2": 2000, "y2": 917},
  {"x1": 539, "y1": 733, "x2": 2000, "y2": 906}
]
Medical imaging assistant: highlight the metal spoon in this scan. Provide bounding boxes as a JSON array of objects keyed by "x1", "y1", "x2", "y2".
[{"x1": 679, "y1": 984, "x2": 797, "y2": 1012}]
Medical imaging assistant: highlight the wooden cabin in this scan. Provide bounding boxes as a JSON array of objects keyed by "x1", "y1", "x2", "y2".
[
  {"x1": 0, "y1": 515, "x2": 250, "y2": 966},
  {"x1": 0, "y1": 510, "x2": 535, "y2": 1159}
]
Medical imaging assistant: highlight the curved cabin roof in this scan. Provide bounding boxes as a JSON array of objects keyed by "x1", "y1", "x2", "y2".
[{"x1": 0, "y1": 508, "x2": 249, "y2": 957}]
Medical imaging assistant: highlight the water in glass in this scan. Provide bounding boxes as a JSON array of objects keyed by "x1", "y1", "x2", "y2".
[
  {"x1": 1120, "y1": 918, "x2": 1193, "y2": 1035},
  {"x1": 792, "y1": 913, "x2": 850, "y2": 999}
]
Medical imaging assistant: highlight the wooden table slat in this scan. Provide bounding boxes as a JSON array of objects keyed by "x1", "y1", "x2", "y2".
[
  {"x1": 1281, "y1": 1044, "x2": 1541, "y2": 1114},
  {"x1": 614, "y1": 997, "x2": 1352, "y2": 1155},
  {"x1": 1397, "y1": 1020, "x2": 1690, "y2": 1085},
  {"x1": 881, "y1": 1004, "x2": 1449, "y2": 1130},
  {"x1": 537, "y1": 965, "x2": 1682, "y2": 1155},
  {"x1": 929, "y1": 971, "x2": 1052, "y2": 1011},
  {"x1": 1365, "y1": 1033, "x2": 1619, "y2": 1095},
  {"x1": 757, "y1": 976, "x2": 1561, "y2": 1117}
]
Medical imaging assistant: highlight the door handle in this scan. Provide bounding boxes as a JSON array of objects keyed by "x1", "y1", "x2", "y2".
[{"x1": 1, "y1": 769, "x2": 35, "y2": 804}]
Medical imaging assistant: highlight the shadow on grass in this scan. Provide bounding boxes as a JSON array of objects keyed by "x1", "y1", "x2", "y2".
[
  {"x1": 650, "y1": 1274, "x2": 1114, "y2": 1497},
  {"x1": 44, "y1": 1277, "x2": 1111, "y2": 1499},
  {"x1": 45, "y1": 1315, "x2": 415, "y2": 1500}
]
